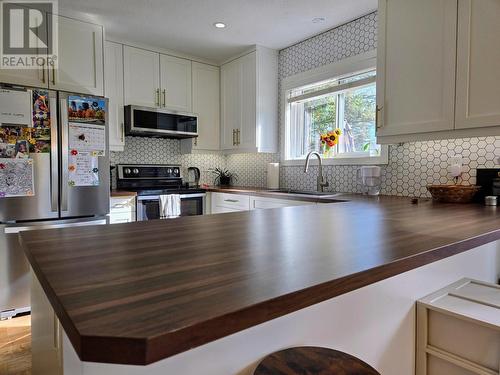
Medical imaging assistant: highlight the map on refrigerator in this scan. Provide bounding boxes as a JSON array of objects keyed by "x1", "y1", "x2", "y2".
[{"x1": 0, "y1": 158, "x2": 35, "y2": 197}]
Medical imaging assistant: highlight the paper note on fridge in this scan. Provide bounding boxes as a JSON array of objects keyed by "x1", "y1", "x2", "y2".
[
  {"x1": 0, "y1": 89, "x2": 32, "y2": 126},
  {"x1": 0, "y1": 158, "x2": 35, "y2": 197},
  {"x1": 68, "y1": 122, "x2": 106, "y2": 156},
  {"x1": 68, "y1": 151, "x2": 99, "y2": 187}
]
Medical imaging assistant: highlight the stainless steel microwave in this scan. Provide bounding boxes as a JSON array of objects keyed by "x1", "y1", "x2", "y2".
[{"x1": 124, "y1": 105, "x2": 198, "y2": 138}]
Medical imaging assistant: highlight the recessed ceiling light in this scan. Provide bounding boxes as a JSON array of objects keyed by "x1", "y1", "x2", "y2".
[
  {"x1": 312, "y1": 17, "x2": 325, "y2": 24},
  {"x1": 213, "y1": 22, "x2": 227, "y2": 29}
]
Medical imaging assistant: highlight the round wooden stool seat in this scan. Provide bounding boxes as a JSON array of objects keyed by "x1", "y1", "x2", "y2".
[{"x1": 254, "y1": 346, "x2": 380, "y2": 375}]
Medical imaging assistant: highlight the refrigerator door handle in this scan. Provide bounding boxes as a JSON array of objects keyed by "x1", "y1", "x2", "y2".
[
  {"x1": 50, "y1": 96, "x2": 59, "y2": 212},
  {"x1": 60, "y1": 98, "x2": 69, "y2": 212}
]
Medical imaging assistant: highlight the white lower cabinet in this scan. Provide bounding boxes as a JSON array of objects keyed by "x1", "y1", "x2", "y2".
[
  {"x1": 211, "y1": 193, "x2": 250, "y2": 214},
  {"x1": 416, "y1": 278, "x2": 500, "y2": 375},
  {"x1": 250, "y1": 196, "x2": 315, "y2": 210},
  {"x1": 109, "y1": 196, "x2": 136, "y2": 224},
  {"x1": 210, "y1": 192, "x2": 315, "y2": 214}
]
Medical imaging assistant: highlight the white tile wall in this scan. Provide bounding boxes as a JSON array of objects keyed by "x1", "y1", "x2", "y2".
[{"x1": 112, "y1": 11, "x2": 500, "y2": 197}]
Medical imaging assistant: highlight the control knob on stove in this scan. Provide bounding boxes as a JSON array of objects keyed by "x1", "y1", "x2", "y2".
[
  {"x1": 173, "y1": 168, "x2": 180, "y2": 176},
  {"x1": 124, "y1": 168, "x2": 131, "y2": 175},
  {"x1": 132, "y1": 168, "x2": 139, "y2": 175}
]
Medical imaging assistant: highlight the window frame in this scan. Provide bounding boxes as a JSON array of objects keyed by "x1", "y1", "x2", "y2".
[{"x1": 281, "y1": 50, "x2": 388, "y2": 166}]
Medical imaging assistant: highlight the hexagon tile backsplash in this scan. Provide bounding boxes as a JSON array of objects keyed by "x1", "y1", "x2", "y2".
[{"x1": 281, "y1": 137, "x2": 500, "y2": 198}]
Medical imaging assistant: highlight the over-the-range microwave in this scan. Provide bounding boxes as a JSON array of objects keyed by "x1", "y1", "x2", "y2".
[{"x1": 124, "y1": 105, "x2": 198, "y2": 139}]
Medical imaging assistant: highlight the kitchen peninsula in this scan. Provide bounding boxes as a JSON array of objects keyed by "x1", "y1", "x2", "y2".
[{"x1": 20, "y1": 196, "x2": 500, "y2": 375}]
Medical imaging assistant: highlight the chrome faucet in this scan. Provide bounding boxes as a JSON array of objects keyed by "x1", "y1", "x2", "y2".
[{"x1": 304, "y1": 151, "x2": 329, "y2": 192}]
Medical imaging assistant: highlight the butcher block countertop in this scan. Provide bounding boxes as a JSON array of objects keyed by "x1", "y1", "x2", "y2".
[{"x1": 19, "y1": 194, "x2": 500, "y2": 366}]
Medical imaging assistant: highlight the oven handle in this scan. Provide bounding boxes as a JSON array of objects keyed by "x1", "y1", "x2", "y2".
[{"x1": 137, "y1": 193, "x2": 206, "y2": 201}]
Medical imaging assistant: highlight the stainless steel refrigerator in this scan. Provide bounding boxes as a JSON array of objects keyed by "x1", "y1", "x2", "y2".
[{"x1": 0, "y1": 85, "x2": 110, "y2": 319}]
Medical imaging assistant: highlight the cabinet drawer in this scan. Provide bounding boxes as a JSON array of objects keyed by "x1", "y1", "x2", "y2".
[
  {"x1": 212, "y1": 193, "x2": 250, "y2": 211},
  {"x1": 250, "y1": 196, "x2": 314, "y2": 210},
  {"x1": 110, "y1": 196, "x2": 136, "y2": 213},
  {"x1": 427, "y1": 310, "x2": 499, "y2": 371},
  {"x1": 109, "y1": 211, "x2": 136, "y2": 224}
]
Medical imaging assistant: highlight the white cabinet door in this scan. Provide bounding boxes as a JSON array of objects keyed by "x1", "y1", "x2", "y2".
[
  {"x1": 221, "y1": 58, "x2": 241, "y2": 150},
  {"x1": 123, "y1": 46, "x2": 160, "y2": 107},
  {"x1": 104, "y1": 41, "x2": 125, "y2": 151},
  {"x1": 159, "y1": 54, "x2": 192, "y2": 111},
  {"x1": 0, "y1": 65, "x2": 48, "y2": 88},
  {"x1": 376, "y1": 0, "x2": 457, "y2": 137},
  {"x1": 238, "y1": 51, "x2": 257, "y2": 150},
  {"x1": 191, "y1": 62, "x2": 220, "y2": 150},
  {"x1": 455, "y1": 0, "x2": 500, "y2": 129},
  {"x1": 49, "y1": 15, "x2": 104, "y2": 96}
]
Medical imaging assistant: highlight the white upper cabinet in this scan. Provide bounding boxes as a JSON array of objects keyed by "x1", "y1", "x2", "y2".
[
  {"x1": 104, "y1": 41, "x2": 125, "y2": 152},
  {"x1": 455, "y1": 0, "x2": 500, "y2": 129},
  {"x1": 220, "y1": 46, "x2": 278, "y2": 153},
  {"x1": 181, "y1": 62, "x2": 220, "y2": 152},
  {"x1": 123, "y1": 46, "x2": 160, "y2": 107},
  {"x1": 0, "y1": 14, "x2": 104, "y2": 93},
  {"x1": 377, "y1": 0, "x2": 500, "y2": 143},
  {"x1": 0, "y1": 62, "x2": 48, "y2": 88},
  {"x1": 49, "y1": 15, "x2": 104, "y2": 96},
  {"x1": 376, "y1": 0, "x2": 457, "y2": 138},
  {"x1": 160, "y1": 55, "x2": 192, "y2": 112}
]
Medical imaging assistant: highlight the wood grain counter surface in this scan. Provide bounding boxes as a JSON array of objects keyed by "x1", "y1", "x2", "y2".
[{"x1": 19, "y1": 194, "x2": 500, "y2": 365}]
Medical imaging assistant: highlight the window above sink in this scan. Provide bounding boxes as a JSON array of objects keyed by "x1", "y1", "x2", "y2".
[{"x1": 281, "y1": 51, "x2": 388, "y2": 166}]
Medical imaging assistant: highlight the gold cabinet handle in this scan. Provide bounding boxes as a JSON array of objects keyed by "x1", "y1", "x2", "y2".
[
  {"x1": 232, "y1": 129, "x2": 236, "y2": 146},
  {"x1": 236, "y1": 129, "x2": 240, "y2": 145},
  {"x1": 376, "y1": 105, "x2": 383, "y2": 129},
  {"x1": 51, "y1": 64, "x2": 56, "y2": 85},
  {"x1": 156, "y1": 89, "x2": 160, "y2": 107},
  {"x1": 120, "y1": 123, "x2": 124, "y2": 142},
  {"x1": 162, "y1": 89, "x2": 166, "y2": 107}
]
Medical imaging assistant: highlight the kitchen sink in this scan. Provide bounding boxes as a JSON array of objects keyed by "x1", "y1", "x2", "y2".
[{"x1": 266, "y1": 189, "x2": 342, "y2": 197}]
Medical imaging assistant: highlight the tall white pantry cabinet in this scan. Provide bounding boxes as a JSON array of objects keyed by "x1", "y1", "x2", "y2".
[{"x1": 377, "y1": 0, "x2": 500, "y2": 143}]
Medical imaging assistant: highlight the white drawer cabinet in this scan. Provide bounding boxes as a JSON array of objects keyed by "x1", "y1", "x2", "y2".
[
  {"x1": 109, "y1": 196, "x2": 136, "y2": 224},
  {"x1": 416, "y1": 278, "x2": 500, "y2": 375},
  {"x1": 250, "y1": 196, "x2": 315, "y2": 210},
  {"x1": 211, "y1": 193, "x2": 250, "y2": 214}
]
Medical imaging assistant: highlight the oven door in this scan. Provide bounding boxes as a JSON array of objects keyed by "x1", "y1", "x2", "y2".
[{"x1": 137, "y1": 194, "x2": 206, "y2": 221}]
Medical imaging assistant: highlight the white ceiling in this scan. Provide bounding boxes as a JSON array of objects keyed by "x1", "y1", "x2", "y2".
[{"x1": 59, "y1": 0, "x2": 377, "y2": 64}]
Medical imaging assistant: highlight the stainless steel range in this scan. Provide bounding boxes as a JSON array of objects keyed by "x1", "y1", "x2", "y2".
[{"x1": 116, "y1": 164, "x2": 206, "y2": 220}]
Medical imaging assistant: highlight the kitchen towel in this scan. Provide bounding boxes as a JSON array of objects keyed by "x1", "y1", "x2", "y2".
[
  {"x1": 159, "y1": 194, "x2": 181, "y2": 219},
  {"x1": 267, "y1": 163, "x2": 280, "y2": 189}
]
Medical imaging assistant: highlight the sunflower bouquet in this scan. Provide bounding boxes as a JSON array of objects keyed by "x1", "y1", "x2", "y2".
[{"x1": 320, "y1": 128, "x2": 342, "y2": 156}]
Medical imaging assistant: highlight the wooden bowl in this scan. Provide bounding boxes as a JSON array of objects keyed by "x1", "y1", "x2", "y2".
[{"x1": 426, "y1": 185, "x2": 481, "y2": 203}]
